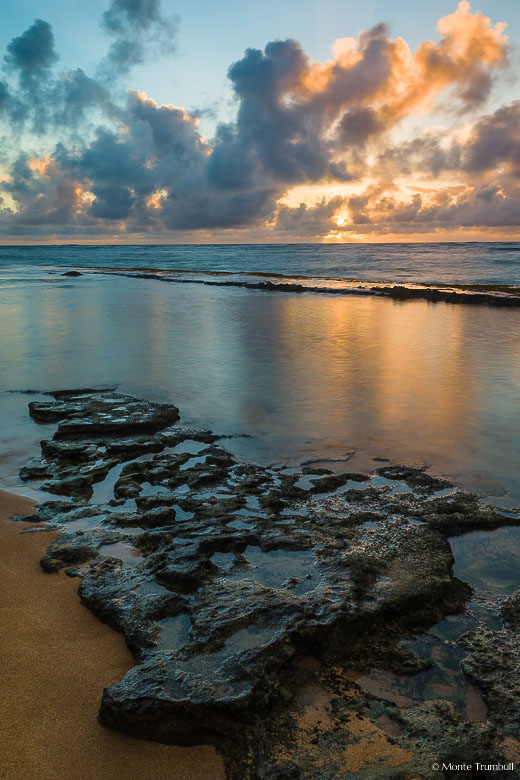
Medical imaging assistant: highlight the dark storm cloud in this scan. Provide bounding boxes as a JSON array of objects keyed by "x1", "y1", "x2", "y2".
[
  {"x1": 0, "y1": 81, "x2": 10, "y2": 112},
  {"x1": 2, "y1": 68, "x2": 116, "y2": 136},
  {"x1": 103, "y1": 0, "x2": 165, "y2": 33},
  {"x1": 207, "y1": 38, "x2": 342, "y2": 190},
  {"x1": 52, "y1": 70, "x2": 117, "y2": 127},
  {"x1": 310, "y1": 23, "x2": 393, "y2": 116},
  {"x1": 0, "y1": 18, "x2": 117, "y2": 135},
  {"x1": 3, "y1": 19, "x2": 58, "y2": 89},
  {"x1": 51, "y1": 90, "x2": 280, "y2": 231},
  {"x1": 99, "y1": 0, "x2": 179, "y2": 79},
  {"x1": 207, "y1": 29, "x2": 393, "y2": 190},
  {"x1": 0, "y1": 0, "x2": 176, "y2": 134},
  {"x1": 376, "y1": 136, "x2": 461, "y2": 179}
]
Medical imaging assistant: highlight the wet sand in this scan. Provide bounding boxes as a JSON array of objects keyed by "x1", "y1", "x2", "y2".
[{"x1": 0, "y1": 488, "x2": 225, "y2": 780}]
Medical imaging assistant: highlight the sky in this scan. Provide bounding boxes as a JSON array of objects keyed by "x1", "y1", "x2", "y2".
[{"x1": 0, "y1": 0, "x2": 519, "y2": 244}]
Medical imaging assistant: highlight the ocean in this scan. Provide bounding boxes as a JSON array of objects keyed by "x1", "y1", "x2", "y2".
[
  {"x1": 0, "y1": 241, "x2": 519, "y2": 284},
  {"x1": 1, "y1": 242, "x2": 519, "y2": 507}
]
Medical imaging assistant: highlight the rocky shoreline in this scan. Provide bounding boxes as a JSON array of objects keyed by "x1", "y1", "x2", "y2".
[
  {"x1": 12, "y1": 389, "x2": 520, "y2": 778},
  {"x1": 80, "y1": 268, "x2": 520, "y2": 308}
]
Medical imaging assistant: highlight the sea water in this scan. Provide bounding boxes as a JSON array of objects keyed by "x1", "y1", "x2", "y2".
[
  {"x1": 0, "y1": 251, "x2": 519, "y2": 508},
  {"x1": 0, "y1": 241, "x2": 519, "y2": 284}
]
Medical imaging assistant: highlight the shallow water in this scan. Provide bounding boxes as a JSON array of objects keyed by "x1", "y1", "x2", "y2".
[
  {"x1": 358, "y1": 524, "x2": 520, "y2": 720},
  {"x1": 228, "y1": 546, "x2": 318, "y2": 596},
  {"x1": 90, "y1": 462, "x2": 127, "y2": 504},
  {"x1": 451, "y1": 525, "x2": 520, "y2": 606},
  {"x1": 157, "y1": 615, "x2": 192, "y2": 652},
  {"x1": 356, "y1": 655, "x2": 487, "y2": 723},
  {"x1": 98, "y1": 541, "x2": 143, "y2": 566},
  {"x1": 1, "y1": 266, "x2": 519, "y2": 506}
]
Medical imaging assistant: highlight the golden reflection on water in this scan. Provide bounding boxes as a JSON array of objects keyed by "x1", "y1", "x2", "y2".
[
  {"x1": 273, "y1": 294, "x2": 517, "y2": 491},
  {"x1": 276, "y1": 295, "x2": 471, "y2": 442}
]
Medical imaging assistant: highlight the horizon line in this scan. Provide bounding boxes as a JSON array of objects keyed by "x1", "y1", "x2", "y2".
[{"x1": 0, "y1": 239, "x2": 519, "y2": 249}]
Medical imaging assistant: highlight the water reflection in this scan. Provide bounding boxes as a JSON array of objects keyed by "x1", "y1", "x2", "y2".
[{"x1": 0, "y1": 269, "x2": 519, "y2": 502}]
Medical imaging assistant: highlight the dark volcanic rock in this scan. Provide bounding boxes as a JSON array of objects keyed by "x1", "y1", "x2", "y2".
[
  {"x1": 96, "y1": 520, "x2": 461, "y2": 746},
  {"x1": 52, "y1": 387, "x2": 118, "y2": 397},
  {"x1": 460, "y1": 625, "x2": 520, "y2": 740},
  {"x1": 159, "y1": 425, "x2": 218, "y2": 446},
  {"x1": 29, "y1": 391, "x2": 179, "y2": 436},
  {"x1": 22, "y1": 391, "x2": 184, "y2": 498},
  {"x1": 41, "y1": 472, "x2": 97, "y2": 497},
  {"x1": 455, "y1": 590, "x2": 520, "y2": 742},
  {"x1": 40, "y1": 439, "x2": 102, "y2": 461},
  {"x1": 98, "y1": 269, "x2": 520, "y2": 309},
  {"x1": 424, "y1": 493, "x2": 513, "y2": 535},
  {"x1": 19, "y1": 457, "x2": 53, "y2": 480},
  {"x1": 503, "y1": 591, "x2": 520, "y2": 631},
  {"x1": 41, "y1": 540, "x2": 99, "y2": 572},
  {"x1": 310, "y1": 472, "x2": 369, "y2": 494},
  {"x1": 372, "y1": 284, "x2": 520, "y2": 308},
  {"x1": 375, "y1": 464, "x2": 447, "y2": 492},
  {"x1": 16, "y1": 389, "x2": 518, "y2": 777}
]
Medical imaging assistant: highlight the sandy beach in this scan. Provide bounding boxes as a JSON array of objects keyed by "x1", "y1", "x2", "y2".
[{"x1": 0, "y1": 488, "x2": 225, "y2": 780}]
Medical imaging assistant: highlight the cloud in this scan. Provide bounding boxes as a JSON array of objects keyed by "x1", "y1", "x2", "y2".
[
  {"x1": 197, "y1": 1, "x2": 509, "y2": 198},
  {"x1": 98, "y1": 0, "x2": 179, "y2": 79},
  {"x1": 0, "y1": 154, "x2": 86, "y2": 229},
  {"x1": 0, "y1": 18, "x2": 117, "y2": 135},
  {"x1": 337, "y1": 107, "x2": 381, "y2": 146},
  {"x1": 336, "y1": 172, "x2": 520, "y2": 236},
  {"x1": 272, "y1": 197, "x2": 345, "y2": 237},
  {"x1": 0, "y1": 1, "x2": 178, "y2": 136},
  {"x1": 0, "y1": 1, "x2": 515, "y2": 240},
  {"x1": 376, "y1": 101, "x2": 520, "y2": 182},
  {"x1": 3, "y1": 19, "x2": 58, "y2": 90},
  {"x1": 463, "y1": 102, "x2": 520, "y2": 177},
  {"x1": 0, "y1": 81, "x2": 10, "y2": 113}
]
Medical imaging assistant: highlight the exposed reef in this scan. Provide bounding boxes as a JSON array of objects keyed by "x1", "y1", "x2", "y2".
[
  {"x1": 84, "y1": 267, "x2": 520, "y2": 308},
  {"x1": 13, "y1": 389, "x2": 520, "y2": 778}
]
